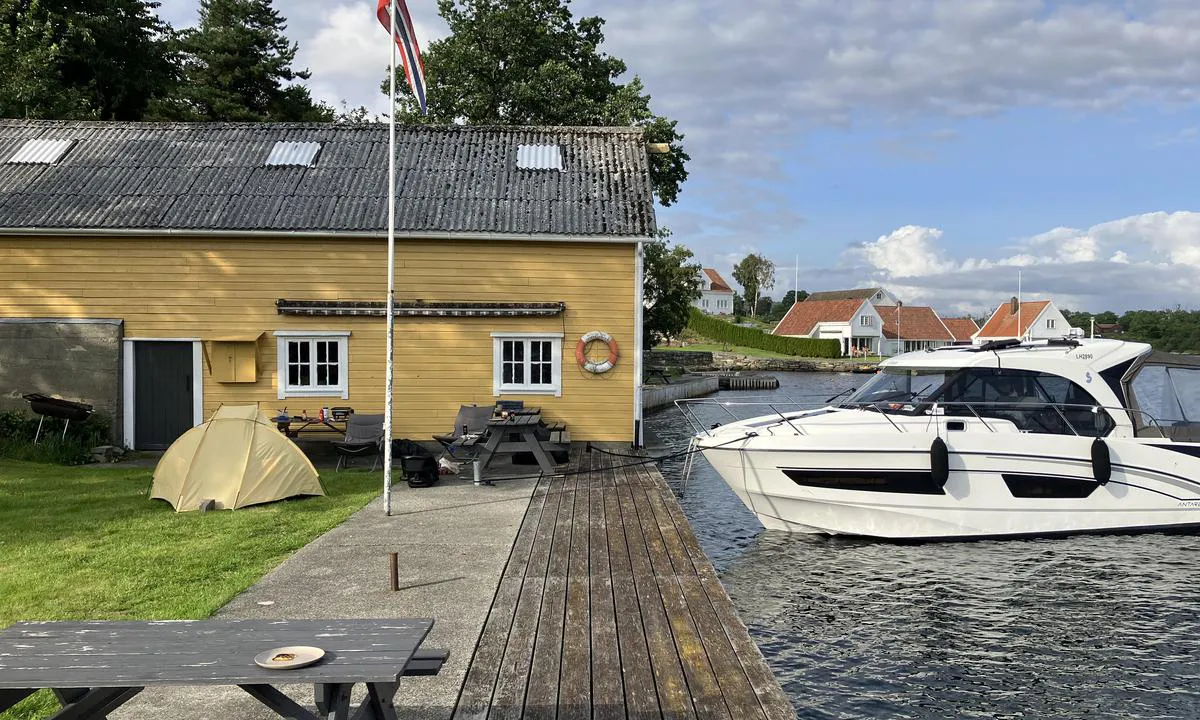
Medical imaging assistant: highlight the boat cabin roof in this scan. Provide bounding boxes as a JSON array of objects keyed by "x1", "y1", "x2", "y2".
[{"x1": 879, "y1": 338, "x2": 1151, "y2": 376}]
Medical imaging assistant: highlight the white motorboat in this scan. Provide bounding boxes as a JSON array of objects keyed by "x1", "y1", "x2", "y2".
[{"x1": 686, "y1": 338, "x2": 1200, "y2": 540}]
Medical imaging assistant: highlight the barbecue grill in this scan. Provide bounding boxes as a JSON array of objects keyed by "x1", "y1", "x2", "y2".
[{"x1": 22, "y1": 393, "x2": 94, "y2": 442}]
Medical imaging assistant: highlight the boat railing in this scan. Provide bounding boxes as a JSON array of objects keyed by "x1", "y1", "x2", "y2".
[{"x1": 675, "y1": 397, "x2": 1171, "y2": 439}]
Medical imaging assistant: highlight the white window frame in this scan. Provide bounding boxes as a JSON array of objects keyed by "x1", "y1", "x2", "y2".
[
  {"x1": 860, "y1": 315, "x2": 874, "y2": 327},
  {"x1": 491, "y1": 332, "x2": 563, "y2": 397},
  {"x1": 274, "y1": 330, "x2": 350, "y2": 399},
  {"x1": 1046, "y1": 318, "x2": 1056, "y2": 329}
]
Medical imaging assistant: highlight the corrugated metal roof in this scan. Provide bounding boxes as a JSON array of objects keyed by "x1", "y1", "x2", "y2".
[
  {"x1": 0, "y1": 121, "x2": 655, "y2": 237},
  {"x1": 516, "y1": 144, "x2": 564, "y2": 171},
  {"x1": 265, "y1": 141, "x2": 322, "y2": 167},
  {"x1": 8, "y1": 139, "x2": 75, "y2": 164}
]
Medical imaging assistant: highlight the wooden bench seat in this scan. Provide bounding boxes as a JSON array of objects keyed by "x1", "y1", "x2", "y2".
[{"x1": 404, "y1": 648, "x2": 449, "y2": 676}]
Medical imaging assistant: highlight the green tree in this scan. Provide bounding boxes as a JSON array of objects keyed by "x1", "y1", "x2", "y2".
[
  {"x1": 732, "y1": 293, "x2": 745, "y2": 317},
  {"x1": 383, "y1": 0, "x2": 688, "y2": 206},
  {"x1": 150, "y1": 0, "x2": 331, "y2": 121},
  {"x1": 0, "y1": 0, "x2": 178, "y2": 120},
  {"x1": 757, "y1": 296, "x2": 774, "y2": 318},
  {"x1": 731, "y1": 254, "x2": 775, "y2": 317},
  {"x1": 642, "y1": 234, "x2": 701, "y2": 348}
]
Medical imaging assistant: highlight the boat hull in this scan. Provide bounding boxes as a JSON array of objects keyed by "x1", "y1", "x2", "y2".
[{"x1": 699, "y1": 432, "x2": 1200, "y2": 540}]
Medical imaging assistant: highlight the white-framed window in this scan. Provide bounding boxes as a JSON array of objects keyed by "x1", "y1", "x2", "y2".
[
  {"x1": 1046, "y1": 319, "x2": 1056, "y2": 329},
  {"x1": 274, "y1": 330, "x2": 350, "y2": 399},
  {"x1": 860, "y1": 315, "x2": 874, "y2": 327},
  {"x1": 492, "y1": 332, "x2": 563, "y2": 396}
]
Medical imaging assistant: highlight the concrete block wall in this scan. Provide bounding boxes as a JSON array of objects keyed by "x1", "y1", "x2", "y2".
[{"x1": 0, "y1": 319, "x2": 123, "y2": 441}]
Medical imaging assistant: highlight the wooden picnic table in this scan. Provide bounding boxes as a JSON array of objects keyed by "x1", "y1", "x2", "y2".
[
  {"x1": 0, "y1": 618, "x2": 437, "y2": 720},
  {"x1": 475, "y1": 411, "x2": 566, "y2": 475}
]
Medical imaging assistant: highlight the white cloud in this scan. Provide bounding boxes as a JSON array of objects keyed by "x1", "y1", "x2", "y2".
[
  {"x1": 837, "y1": 211, "x2": 1200, "y2": 313},
  {"x1": 855, "y1": 225, "x2": 957, "y2": 277}
]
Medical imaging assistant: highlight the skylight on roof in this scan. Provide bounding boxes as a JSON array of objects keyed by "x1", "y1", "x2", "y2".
[
  {"x1": 265, "y1": 141, "x2": 322, "y2": 167},
  {"x1": 516, "y1": 144, "x2": 563, "y2": 171},
  {"x1": 7, "y1": 139, "x2": 75, "y2": 164}
]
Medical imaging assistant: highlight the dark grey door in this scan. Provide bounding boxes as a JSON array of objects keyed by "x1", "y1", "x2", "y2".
[{"x1": 134, "y1": 342, "x2": 194, "y2": 450}]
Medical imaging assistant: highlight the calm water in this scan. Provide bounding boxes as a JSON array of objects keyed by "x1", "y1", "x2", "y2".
[{"x1": 646, "y1": 372, "x2": 1200, "y2": 719}]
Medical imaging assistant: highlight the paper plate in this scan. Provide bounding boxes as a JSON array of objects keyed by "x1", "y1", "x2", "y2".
[{"x1": 254, "y1": 645, "x2": 325, "y2": 670}]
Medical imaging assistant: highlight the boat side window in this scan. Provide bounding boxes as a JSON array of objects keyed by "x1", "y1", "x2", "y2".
[
  {"x1": 935, "y1": 369, "x2": 1112, "y2": 436},
  {"x1": 1128, "y1": 363, "x2": 1200, "y2": 440}
]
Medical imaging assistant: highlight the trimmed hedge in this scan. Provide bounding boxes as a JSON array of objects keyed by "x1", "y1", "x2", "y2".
[{"x1": 687, "y1": 309, "x2": 841, "y2": 358}]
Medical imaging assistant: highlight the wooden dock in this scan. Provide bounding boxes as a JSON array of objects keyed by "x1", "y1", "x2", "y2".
[{"x1": 453, "y1": 446, "x2": 796, "y2": 720}]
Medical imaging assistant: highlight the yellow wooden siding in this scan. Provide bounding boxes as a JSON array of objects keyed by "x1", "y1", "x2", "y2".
[{"x1": 0, "y1": 236, "x2": 637, "y2": 441}]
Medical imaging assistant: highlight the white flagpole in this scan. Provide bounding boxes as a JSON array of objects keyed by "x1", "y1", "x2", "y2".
[
  {"x1": 382, "y1": 0, "x2": 398, "y2": 516},
  {"x1": 1017, "y1": 269, "x2": 1022, "y2": 342}
]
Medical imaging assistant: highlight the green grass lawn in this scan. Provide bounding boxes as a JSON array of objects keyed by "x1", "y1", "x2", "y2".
[
  {"x1": 0, "y1": 459, "x2": 381, "y2": 720},
  {"x1": 670, "y1": 343, "x2": 800, "y2": 359}
]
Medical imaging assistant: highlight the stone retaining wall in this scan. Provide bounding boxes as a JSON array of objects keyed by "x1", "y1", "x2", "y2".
[
  {"x1": 0, "y1": 318, "x2": 123, "y2": 440},
  {"x1": 642, "y1": 376, "x2": 719, "y2": 411}
]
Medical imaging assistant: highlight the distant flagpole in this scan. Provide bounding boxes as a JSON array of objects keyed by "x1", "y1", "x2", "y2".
[{"x1": 382, "y1": 0, "x2": 398, "y2": 516}]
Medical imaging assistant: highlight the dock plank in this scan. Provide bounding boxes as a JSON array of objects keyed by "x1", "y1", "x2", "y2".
[
  {"x1": 637, "y1": 463, "x2": 767, "y2": 719},
  {"x1": 559, "y1": 449, "x2": 593, "y2": 720},
  {"x1": 455, "y1": 451, "x2": 566, "y2": 720},
  {"x1": 455, "y1": 444, "x2": 795, "y2": 720},
  {"x1": 618, "y1": 480, "x2": 697, "y2": 720},
  {"x1": 589, "y1": 453, "x2": 623, "y2": 720},
  {"x1": 604, "y1": 457, "x2": 660, "y2": 719}
]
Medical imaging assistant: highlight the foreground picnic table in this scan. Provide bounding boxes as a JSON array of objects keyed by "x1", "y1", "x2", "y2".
[{"x1": 0, "y1": 618, "x2": 436, "y2": 720}]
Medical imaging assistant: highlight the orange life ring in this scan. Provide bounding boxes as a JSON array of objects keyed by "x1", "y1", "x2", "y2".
[{"x1": 575, "y1": 331, "x2": 619, "y2": 373}]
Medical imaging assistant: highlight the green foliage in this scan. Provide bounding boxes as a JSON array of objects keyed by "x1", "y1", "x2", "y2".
[
  {"x1": 149, "y1": 0, "x2": 332, "y2": 121},
  {"x1": 767, "y1": 290, "x2": 807, "y2": 322},
  {"x1": 384, "y1": 0, "x2": 688, "y2": 205},
  {"x1": 643, "y1": 237, "x2": 701, "y2": 347},
  {"x1": 1064, "y1": 308, "x2": 1200, "y2": 352},
  {"x1": 731, "y1": 254, "x2": 775, "y2": 316},
  {"x1": 687, "y1": 308, "x2": 840, "y2": 358},
  {"x1": 0, "y1": 0, "x2": 179, "y2": 119},
  {"x1": 0, "y1": 410, "x2": 113, "y2": 465}
]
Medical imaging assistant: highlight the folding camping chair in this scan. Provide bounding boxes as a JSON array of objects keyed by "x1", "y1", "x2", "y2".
[
  {"x1": 433, "y1": 405, "x2": 494, "y2": 460},
  {"x1": 332, "y1": 413, "x2": 385, "y2": 470}
]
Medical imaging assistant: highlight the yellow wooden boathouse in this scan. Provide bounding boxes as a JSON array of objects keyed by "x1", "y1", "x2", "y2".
[{"x1": 0, "y1": 121, "x2": 654, "y2": 449}]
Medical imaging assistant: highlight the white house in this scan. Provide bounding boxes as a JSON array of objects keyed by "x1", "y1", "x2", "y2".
[
  {"x1": 973, "y1": 299, "x2": 1076, "y2": 344},
  {"x1": 694, "y1": 268, "x2": 735, "y2": 315},
  {"x1": 772, "y1": 298, "x2": 882, "y2": 356}
]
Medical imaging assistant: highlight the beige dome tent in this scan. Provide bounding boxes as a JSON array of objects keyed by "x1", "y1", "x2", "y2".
[{"x1": 152, "y1": 405, "x2": 323, "y2": 511}]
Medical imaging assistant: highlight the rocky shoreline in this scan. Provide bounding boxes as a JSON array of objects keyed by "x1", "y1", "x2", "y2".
[{"x1": 646, "y1": 349, "x2": 877, "y2": 375}]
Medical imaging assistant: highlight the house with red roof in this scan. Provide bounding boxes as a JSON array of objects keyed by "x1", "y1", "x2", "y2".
[
  {"x1": 772, "y1": 297, "x2": 882, "y2": 356},
  {"x1": 973, "y1": 299, "x2": 1075, "y2": 344},
  {"x1": 941, "y1": 317, "x2": 981, "y2": 345},
  {"x1": 876, "y1": 305, "x2": 955, "y2": 355},
  {"x1": 694, "y1": 268, "x2": 734, "y2": 315},
  {"x1": 806, "y1": 287, "x2": 900, "y2": 307}
]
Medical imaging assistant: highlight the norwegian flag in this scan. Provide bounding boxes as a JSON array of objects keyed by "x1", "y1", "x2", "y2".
[{"x1": 376, "y1": 0, "x2": 428, "y2": 115}]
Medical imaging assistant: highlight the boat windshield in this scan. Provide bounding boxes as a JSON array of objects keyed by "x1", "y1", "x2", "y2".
[{"x1": 843, "y1": 368, "x2": 951, "y2": 406}]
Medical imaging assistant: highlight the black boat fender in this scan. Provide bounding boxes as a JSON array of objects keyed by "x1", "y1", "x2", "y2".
[
  {"x1": 1091, "y1": 437, "x2": 1111, "y2": 485},
  {"x1": 931, "y1": 436, "x2": 950, "y2": 487}
]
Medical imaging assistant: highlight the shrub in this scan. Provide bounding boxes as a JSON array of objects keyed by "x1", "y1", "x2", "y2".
[
  {"x1": 0, "y1": 410, "x2": 114, "y2": 465},
  {"x1": 687, "y1": 308, "x2": 841, "y2": 357}
]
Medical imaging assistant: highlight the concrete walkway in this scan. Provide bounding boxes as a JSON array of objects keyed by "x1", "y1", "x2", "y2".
[{"x1": 113, "y1": 463, "x2": 541, "y2": 720}]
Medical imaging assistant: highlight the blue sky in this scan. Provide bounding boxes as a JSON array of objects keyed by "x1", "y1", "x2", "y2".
[{"x1": 158, "y1": 0, "x2": 1200, "y2": 315}]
